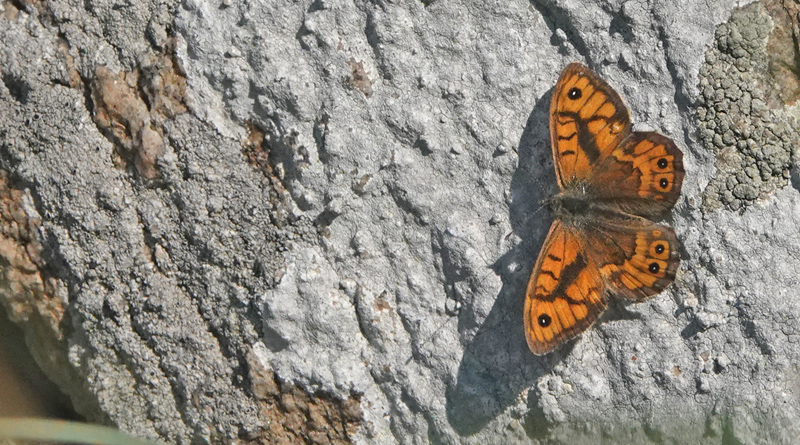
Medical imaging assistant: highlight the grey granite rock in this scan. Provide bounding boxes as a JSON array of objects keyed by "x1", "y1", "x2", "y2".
[{"x1": 2, "y1": 0, "x2": 799, "y2": 443}]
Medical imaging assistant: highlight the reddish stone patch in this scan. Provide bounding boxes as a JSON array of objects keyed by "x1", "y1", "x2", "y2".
[
  {"x1": 0, "y1": 171, "x2": 60, "y2": 333},
  {"x1": 246, "y1": 352, "x2": 363, "y2": 444},
  {"x1": 89, "y1": 38, "x2": 188, "y2": 180},
  {"x1": 764, "y1": 0, "x2": 800, "y2": 107},
  {"x1": 348, "y1": 58, "x2": 373, "y2": 98}
]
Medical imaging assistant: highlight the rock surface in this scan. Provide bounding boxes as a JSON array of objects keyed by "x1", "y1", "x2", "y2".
[{"x1": 1, "y1": 0, "x2": 799, "y2": 443}]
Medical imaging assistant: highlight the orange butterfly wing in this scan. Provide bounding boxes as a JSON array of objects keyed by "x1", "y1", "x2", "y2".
[
  {"x1": 549, "y1": 63, "x2": 631, "y2": 187},
  {"x1": 524, "y1": 222, "x2": 608, "y2": 355},
  {"x1": 590, "y1": 216, "x2": 680, "y2": 301},
  {"x1": 524, "y1": 63, "x2": 684, "y2": 355}
]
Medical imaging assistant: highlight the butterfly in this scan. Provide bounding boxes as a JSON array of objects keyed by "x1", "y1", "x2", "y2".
[{"x1": 524, "y1": 63, "x2": 684, "y2": 355}]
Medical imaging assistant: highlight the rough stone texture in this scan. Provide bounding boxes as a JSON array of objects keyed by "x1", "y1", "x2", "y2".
[
  {"x1": 3, "y1": 0, "x2": 800, "y2": 444},
  {"x1": 698, "y1": 0, "x2": 800, "y2": 211}
]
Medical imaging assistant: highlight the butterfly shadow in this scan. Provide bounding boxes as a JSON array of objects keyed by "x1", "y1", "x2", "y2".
[{"x1": 446, "y1": 87, "x2": 573, "y2": 437}]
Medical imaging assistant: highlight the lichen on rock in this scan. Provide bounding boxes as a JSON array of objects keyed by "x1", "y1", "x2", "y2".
[{"x1": 697, "y1": 1, "x2": 800, "y2": 211}]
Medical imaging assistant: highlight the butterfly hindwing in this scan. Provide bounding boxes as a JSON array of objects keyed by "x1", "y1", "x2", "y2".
[
  {"x1": 584, "y1": 214, "x2": 680, "y2": 301},
  {"x1": 590, "y1": 132, "x2": 685, "y2": 218}
]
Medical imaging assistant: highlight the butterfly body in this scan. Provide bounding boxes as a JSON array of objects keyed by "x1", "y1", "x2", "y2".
[
  {"x1": 524, "y1": 63, "x2": 684, "y2": 355},
  {"x1": 546, "y1": 180, "x2": 621, "y2": 220}
]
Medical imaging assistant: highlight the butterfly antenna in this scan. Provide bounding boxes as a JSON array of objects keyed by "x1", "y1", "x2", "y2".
[{"x1": 505, "y1": 198, "x2": 550, "y2": 242}]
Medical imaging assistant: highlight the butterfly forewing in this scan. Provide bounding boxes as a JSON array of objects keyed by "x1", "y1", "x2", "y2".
[
  {"x1": 550, "y1": 63, "x2": 631, "y2": 188},
  {"x1": 524, "y1": 221, "x2": 608, "y2": 355}
]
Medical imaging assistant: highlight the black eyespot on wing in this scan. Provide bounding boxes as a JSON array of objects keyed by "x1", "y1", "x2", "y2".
[
  {"x1": 649, "y1": 262, "x2": 660, "y2": 274},
  {"x1": 657, "y1": 158, "x2": 668, "y2": 169},
  {"x1": 538, "y1": 313, "x2": 552, "y2": 327},
  {"x1": 655, "y1": 243, "x2": 665, "y2": 254},
  {"x1": 567, "y1": 87, "x2": 582, "y2": 100},
  {"x1": 659, "y1": 178, "x2": 669, "y2": 189}
]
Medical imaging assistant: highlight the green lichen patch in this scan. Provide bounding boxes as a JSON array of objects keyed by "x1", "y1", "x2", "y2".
[{"x1": 697, "y1": 1, "x2": 800, "y2": 211}]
